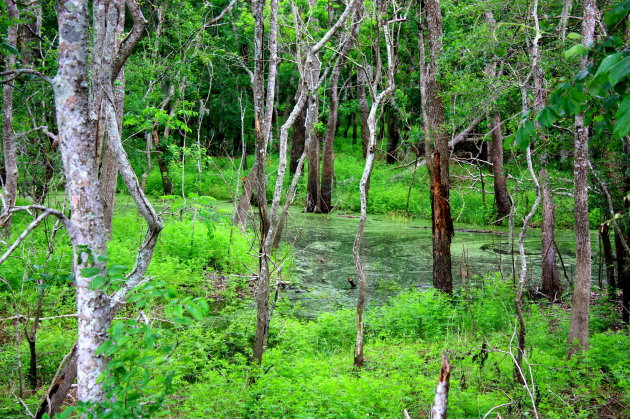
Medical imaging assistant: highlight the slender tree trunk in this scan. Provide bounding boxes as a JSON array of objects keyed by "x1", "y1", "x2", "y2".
[
  {"x1": 289, "y1": 106, "x2": 307, "y2": 174},
  {"x1": 1, "y1": 0, "x2": 19, "y2": 237},
  {"x1": 600, "y1": 222, "x2": 615, "y2": 293},
  {"x1": 100, "y1": 9, "x2": 125, "y2": 235},
  {"x1": 357, "y1": 69, "x2": 370, "y2": 158},
  {"x1": 304, "y1": 52, "x2": 322, "y2": 213},
  {"x1": 423, "y1": 0, "x2": 453, "y2": 293},
  {"x1": 540, "y1": 169, "x2": 561, "y2": 301},
  {"x1": 567, "y1": 0, "x2": 596, "y2": 358},
  {"x1": 431, "y1": 354, "x2": 451, "y2": 419}
]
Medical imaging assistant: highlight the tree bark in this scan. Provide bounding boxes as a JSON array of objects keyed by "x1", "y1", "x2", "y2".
[
  {"x1": 53, "y1": 0, "x2": 109, "y2": 402},
  {"x1": 1, "y1": 0, "x2": 19, "y2": 237},
  {"x1": 567, "y1": 0, "x2": 596, "y2": 359},
  {"x1": 100, "y1": 7, "x2": 125, "y2": 235},
  {"x1": 304, "y1": 50, "x2": 322, "y2": 213},
  {"x1": 539, "y1": 169, "x2": 561, "y2": 301},
  {"x1": 431, "y1": 353, "x2": 451, "y2": 419},
  {"x1": 600, "y1": 222, "x2": 615, "y2": 293},
  {"x1": 423, "y1": 0, "x2": 453, "y2": 293},
  {"x1": 357, "y1": 69, "x2": 370, "y2": 158},
  {"x1": 289, "y1": 106, "x2": 307, "y2": 175},
  {"x1": 489, "y1": 113, "x2": 511, "y2": 223}
]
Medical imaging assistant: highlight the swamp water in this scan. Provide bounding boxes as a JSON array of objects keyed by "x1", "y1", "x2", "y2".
[{"x1": 277, "y1": 210, "x2": 587, "y2": 316}]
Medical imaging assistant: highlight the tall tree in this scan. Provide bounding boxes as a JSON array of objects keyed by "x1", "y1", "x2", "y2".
[
  {"x1": 567, "y1": 0, "x2": 597, "y2": 358},
  {"x1": 0, "y1": 0, "x2": 19, "y2": 237},
  {"x1": 422, "y1": 0, "x2": 453, "y2": 293}
]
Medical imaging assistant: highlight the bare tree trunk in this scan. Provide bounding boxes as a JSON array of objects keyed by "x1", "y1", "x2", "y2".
[
  {"x1": 423, "y1": 0, "x2": 453, "y2": 293},
  {"x1": 567, "y1": 0, "x2": 596, "y2": 359},
  {"x1": 540, "y1": 169, "x2": 561, "y2": 301},
  {"x1": 1, "y1": 0, "x2": 19, "y2": 237},
  {"x1": 431, "y1": 354, "x2": 451, "y2": 419}
]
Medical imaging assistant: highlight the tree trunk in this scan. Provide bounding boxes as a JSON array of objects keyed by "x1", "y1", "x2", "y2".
[
  {"x1": 600, "y1": 222, "x2": 615, "y2": 294},
  {"x1": 567, "y1": 0, "x2": 596, "y2": 359},
  {"x1": 320, "y1": 5, "x2": 361, "y2": 213},
  {"x1": 304, "y1": 52, "x2": 322, "y2": 213},
  {"x1": 539, "y1": 169, "x2": 561, "y2": 301},
  {"x1": 357, "y1": 69, "x2": 370, "y2": 158},
  {"x1": 489, "y1": 113, "x2": 511, "y2": 223},
  {"x1": 1, "y1": 0, "x2": 19, "y2": 237},
  {"x1": 431, "y1": 354, "x2": 451, "y2": 419},
  {"x1": 289, "y1": 106, "x2": 307, "y2": 174},
  {"x1": 386, "y1": 109, "x2": 399, "y2": 164},
  {"x1": 558, "y1": 0, "x2": 574, "y2": 41},
  {"x1": 54, "y1": 0, "x2": 109, "y2": 402},
  {"x1": 100, "y1": 11, "x2": 125, "y2": 234},
  {"x1": 423, "y1": 0, "x2": 453, "y2": 293}
]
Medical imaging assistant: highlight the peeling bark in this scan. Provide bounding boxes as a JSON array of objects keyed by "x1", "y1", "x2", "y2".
[{"x1": 431, "y1": 354, "x2": 451, "y2": 419}]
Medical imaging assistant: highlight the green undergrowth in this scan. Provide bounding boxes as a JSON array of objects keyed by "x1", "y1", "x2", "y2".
[{"x1": 140, "y1": 149, "x2": 585, "y2": 229}]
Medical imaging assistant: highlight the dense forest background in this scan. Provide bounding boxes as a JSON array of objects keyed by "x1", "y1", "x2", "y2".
[{"x1": 0, "y1": 0, "x2": 628, "y2": 417}]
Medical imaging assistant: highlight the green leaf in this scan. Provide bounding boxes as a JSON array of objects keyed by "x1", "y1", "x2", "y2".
[
  {"x1": 1, "y1": 42, "x2": 19, "y2": 55},
  {"x1": 81, "y1": 267, "x2": 100, "y2": 277},
  {"x1": 89, "y1": 275, "x2": 107, "y2": 290},
  {"x1": 567, "y1": 32, "x2": 581, "y2": 41},
  {"x1": 604, "y1": 0, "x2": 630, "y2": 29},
  {"x1": 536, "y1": 107, "x2": 557, "y2": 129},
  {"x1": 515, "y1": 120, "x2": 535, "y2": 150},
  {"x1": 564, "y1": 44, "x2": 588, "y2": 59},
  {"x1": 593, "y1": 53, "x2": 622, "y2": 79},
  {"x1": 608, "y1": 56, "x2": 630, "y2": 87},
  {"x1": 613, "y1": 95, "x2": 630, "y2": 138}
]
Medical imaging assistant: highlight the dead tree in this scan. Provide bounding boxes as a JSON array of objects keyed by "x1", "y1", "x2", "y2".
[{"x1": 431, "y1": 353, "x2": 451, "y2": 419}]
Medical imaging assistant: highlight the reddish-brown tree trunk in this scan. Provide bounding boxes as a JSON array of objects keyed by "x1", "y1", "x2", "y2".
[{"x1": 423, "y1": 0, "x2": 453, "y2": 293}]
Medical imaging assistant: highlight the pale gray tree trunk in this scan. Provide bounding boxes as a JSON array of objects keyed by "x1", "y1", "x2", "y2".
[
  {"x1": 53, "y1": 0, "x2": 109, "y2": 403},
  {"x1": 1, "y1": 0, "x2": 19, "y2": 237},
  {"x1": 567, "y1": 0, "x2": 597, "y2": 359},
  {"x1": 431, "y1": 354, "x2": 451, "y2": 419}
]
